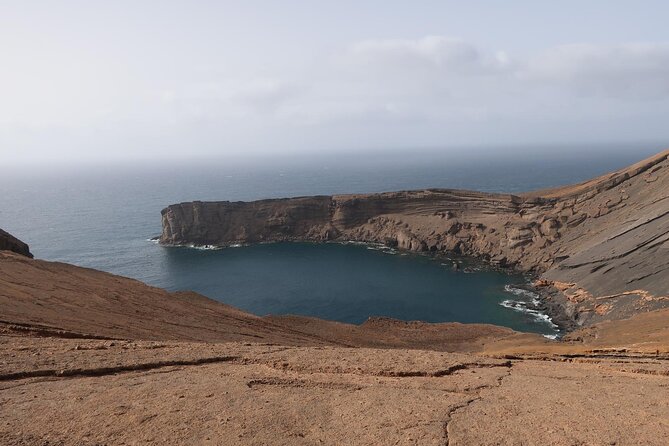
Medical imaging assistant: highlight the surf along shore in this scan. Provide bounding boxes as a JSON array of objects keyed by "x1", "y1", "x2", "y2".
[
  {"x1": 161, "y1": 149, "x2": 669, "y2": 331},
  {"x1": 2, "y1": 149, "x2": 669, "y2": 444}
]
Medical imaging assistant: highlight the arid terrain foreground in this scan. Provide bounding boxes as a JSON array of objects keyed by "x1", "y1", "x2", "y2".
[{"x1": 2, "y1": 150, "x2": 669, "y2": 445}]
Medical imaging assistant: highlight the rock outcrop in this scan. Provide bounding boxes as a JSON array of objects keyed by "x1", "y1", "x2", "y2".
[
  {"x1": 0, "y1": 228, "x2": 33, "y2": 258},
  {"x1": 3, "y1": 152, "x2": 669, "y2": 444},
  {"x1": 2, "y1": 246, "x2": 669, "y2": 445},
  {"x1": 161, "y1": 149, "x2": 669, "y2": 327}
]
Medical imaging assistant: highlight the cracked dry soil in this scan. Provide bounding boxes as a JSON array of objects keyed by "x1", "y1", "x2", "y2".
[{"x1": 2, "y1": 338, "x2": 668, "y2": 445}]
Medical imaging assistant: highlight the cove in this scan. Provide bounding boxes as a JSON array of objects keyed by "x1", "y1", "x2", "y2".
[{"x1": 161, "y1": 242, "x2": 558, "y2": 336}]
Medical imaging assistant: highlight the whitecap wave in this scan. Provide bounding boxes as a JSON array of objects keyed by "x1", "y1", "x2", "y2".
[
  {"x1": 341, "y1": 240, "x2": 398, "y2": 255},
  {"x1": 341, "y1": 240, "x2": 368, "y2": 246},
  {"x1": 500, "y1": 285, "x2": 559, "y2": 332},
  {"x1": 503, "y1": 285, "x2": 540, "y2": 303},
  {"x1": 188, "y1": 244, "x2": 223, "y2": 250}
]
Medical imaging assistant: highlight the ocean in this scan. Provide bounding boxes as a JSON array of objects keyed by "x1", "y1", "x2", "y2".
[{"x1": 1, "y1": 145, "x2": 661, "y2": 336}]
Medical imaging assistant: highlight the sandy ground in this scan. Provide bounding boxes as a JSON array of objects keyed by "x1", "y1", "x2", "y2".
[
  {"x1": 1, "y1": 335, "x2": 668, "y2": 445},
  {"x1": 1, "y1": 235, "x2": 669, "y2": 444}
]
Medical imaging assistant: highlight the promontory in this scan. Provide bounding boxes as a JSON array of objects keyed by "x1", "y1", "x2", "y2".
[
  {"x1": 161, "y1": 149, "x2": 669, "y2": 328},
  {"x1": 2, "y1": 150, "x2": 668, "y2": 445}
]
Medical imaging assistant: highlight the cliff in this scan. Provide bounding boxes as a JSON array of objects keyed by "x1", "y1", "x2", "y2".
[
  {"x1": 0, "y1": 250, "x2": 515, "y2": 350},
  {"x1": 0, "y1": 228, "x2": 33, "y2": 258},
  {"x1": 2, "y1": 241, "x2": 669, "y2": 445},
  {"x1": 161, "y1": 149, "x2": 669, "y2": 327},
  {"x1": 1, "y1": 155, "x2": 667, "y2": 445},
  {"x1": 4, "y1": 249, "x2": 668, "y2": 353}
]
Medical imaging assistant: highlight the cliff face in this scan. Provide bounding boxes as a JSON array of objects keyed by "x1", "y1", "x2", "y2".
[
  {"x1": 4, "y1": 218, "x2": 669, "y2": 445},
  {"x1": 161, "y1": 149, "x2": 669, "y2": 326},
  {"x1": 0, "y1": 228, "x2": 33, "y2": 258},
  {"x1": 160, "y1": 190, "x2": 529, "y2": 259}
]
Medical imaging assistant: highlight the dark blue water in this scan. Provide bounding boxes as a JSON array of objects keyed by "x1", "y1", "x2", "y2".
[
  {"x1": 162, "y1": 241, "x2": 536, "y2": 327},
  {"x1": 0, "y1": 146, "x2": 661, "y2": 335}
]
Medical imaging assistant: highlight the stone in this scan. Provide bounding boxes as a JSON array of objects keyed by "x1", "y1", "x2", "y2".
[{"x1": 0, "y1": 229, "x2": 32, "y2": 258}]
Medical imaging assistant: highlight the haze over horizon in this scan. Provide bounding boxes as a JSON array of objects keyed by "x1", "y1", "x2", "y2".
[{"x1": 3, "y1": 1, "x2": 669, "y2": 166}]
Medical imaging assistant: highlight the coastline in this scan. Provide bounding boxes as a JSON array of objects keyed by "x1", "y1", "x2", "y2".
[
  {"x1": 159, "y1": 238, "x2": 567, "y2": 336},
  {"x1": 158, "y1": 149, "x2": 669, "y2": 331},
  {"x1": 3, "y1": 244, "x2": 669, "y2": 445}
]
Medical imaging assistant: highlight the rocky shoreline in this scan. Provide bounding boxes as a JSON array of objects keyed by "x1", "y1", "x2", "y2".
[
  {"x1": 518, "y1": 283, "x2": 577, "y2": 334},
  {"x1": 3, "y1": 230, "x2": 669, "y2": 445},
  {"x1": 2, "y1": 154, "x2": 669, "y2": 444},
  {"x1": 161, "y1": 236, "x2": 576, "y2": 334},
  {"x1": 160, "y1": 149, "x2": 669, "y2": 329}
]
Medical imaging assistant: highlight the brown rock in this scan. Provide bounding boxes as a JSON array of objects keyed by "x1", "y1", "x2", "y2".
[
  {"x1": 159, "y1": 149, "x2": 669, "y2": 327},
  {"x1": 0, "y1": 228, "x2": 32, "y2": 258},
  {"x1": 2, "y1": 250, "x2": 669, "y2": 445}
]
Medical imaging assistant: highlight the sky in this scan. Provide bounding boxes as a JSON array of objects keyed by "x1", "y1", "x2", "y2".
[{"x1": 2, "y1": 1, "x2": 669, "y2": 166}]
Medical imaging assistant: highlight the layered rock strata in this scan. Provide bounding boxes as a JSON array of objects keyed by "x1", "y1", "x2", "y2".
[
  {"x1": 2, "y1": 244, "x2": 669, "y2": 445},
  {"x1": 161, "y1": 149, "x2": 669, "y2": 327}
]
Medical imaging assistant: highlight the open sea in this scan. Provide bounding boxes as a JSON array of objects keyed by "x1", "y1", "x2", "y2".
[{"x1": 1, "y1": 145, "x2": 662, "y2": 336}]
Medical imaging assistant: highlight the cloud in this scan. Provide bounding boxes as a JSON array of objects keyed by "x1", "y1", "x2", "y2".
[
  {"x1": 278, "y1": 36, "x2": 527, "y2": 129},
  {"x1": 162, "y1": 38, "x2": 669, "y2": 135},
  {"x1": 524, "y1": 43, "x2": 669, "y2": 98},
  {"x1": 342, "y1": 36, "x2": 511, "y2": 76},
  {"x1": 337, "y1": 38, "x2": 669, "y2": 101},
  {"x1": 5, "y1": 34, "x2": 669, "y2": 164},
  {"x1": 150, "y1": 78, "x2": 301, "y2": 122}
]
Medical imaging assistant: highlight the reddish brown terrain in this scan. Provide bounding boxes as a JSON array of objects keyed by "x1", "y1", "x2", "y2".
[
  {"x1": 2, "y1": 249, "x2": 669, "y2": 445},
  {"x1": 2, "y1": 151, "x2": 669, "y2": 445}
]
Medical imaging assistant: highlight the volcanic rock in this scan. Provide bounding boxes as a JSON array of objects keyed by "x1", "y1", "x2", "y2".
[
  {"x1": 0, "y1": 228, "x2": 32, "y2": 258},
  {"x1": 161, "y1": 150, "x2": 669, "y2": 327}
]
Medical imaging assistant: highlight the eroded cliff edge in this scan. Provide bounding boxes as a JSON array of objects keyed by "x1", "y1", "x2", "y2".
[
  {"x1": 161, "y1": 149, "x2": 669, "y2": 327},
  {"x1": 3, "y1": 223, "x2": 669, "y2": 445},
  {"x1": 0, "y1": 228, "x2": 33, "y2": 258}
]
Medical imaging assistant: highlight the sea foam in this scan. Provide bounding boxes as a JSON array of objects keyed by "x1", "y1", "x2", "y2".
[{"x1": 500, "y1": 285, "x2": 559, "y2": 331}]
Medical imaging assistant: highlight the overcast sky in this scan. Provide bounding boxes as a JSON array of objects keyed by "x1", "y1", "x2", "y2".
[{"x1": 2, "y1": 1, "x2": 669, "y2": 165}]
